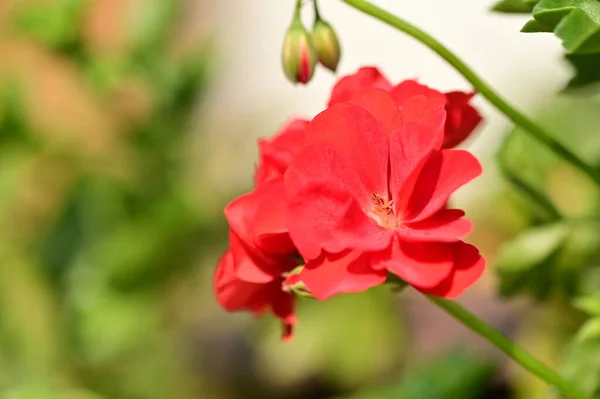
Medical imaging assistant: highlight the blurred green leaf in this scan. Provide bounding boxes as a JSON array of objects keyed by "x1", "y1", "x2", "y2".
[
  {"x1": 497, "y1": 221, "x2": 600, "y2": 299},
  {"x1": 562, "y1": 338, "x2": 600, "y2": 396},
  {"x1": 497, "y1": 223, "x2": 567, "y2": 273},
  {"x1": 13, "y1": 0, "x2": 87, "y2": 49},
  {"x1": 576, "y1": 318, "x2": 600, "y2": 341},
  {"x1": 69, "y1": 281, "x2": 159, "y2": 366},
  {"x1": 496, "y1": 126, "x2": 561, "y2": 223},
  {"x1": 132, "y1": 0, "x2": 176, "y2": 58},
  {"x1": 492, "y1": 0, "x2": 538, "y2": 14},
  {"x1": 339, "y1": 350, "x2": 496, "y2": 399},
  {"x1": 574, "y1": 295, "x2": 600, "y2": 316}
]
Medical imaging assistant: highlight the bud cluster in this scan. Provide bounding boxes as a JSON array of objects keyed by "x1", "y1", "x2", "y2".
[{"x1": 281, "y1": 1, "x2": 342, "y2": 85}]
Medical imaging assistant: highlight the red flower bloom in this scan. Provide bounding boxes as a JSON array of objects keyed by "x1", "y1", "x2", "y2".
[
  {"x1": 328, "y1": 67, "x2": 392, "y2": 107},
  {"x1": 214, "y1": 120, "x2": 309, "y2": 341},
  {"x1": 214, "y1": 232, "x2": 297, "y2": 341},
  {"x1": 284, "y1": 89, "x2": 485, "y2": 300},
  {"x1": 328, "y1": 67, "x2": 483, "y2": 148},
  {"x1": 442, "y1": 91, "x2": 482, "y2": 148},
  {"x1": 255, "y1": 119, "x2": 310, "y2": 184}
]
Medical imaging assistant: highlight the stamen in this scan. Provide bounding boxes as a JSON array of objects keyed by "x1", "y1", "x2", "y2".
[{"x1": 371, "y1": 193, "x2": 394, "y2": 216}]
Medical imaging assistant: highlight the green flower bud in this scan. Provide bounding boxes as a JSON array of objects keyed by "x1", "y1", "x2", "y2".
[
  {"x1": 281, "y1": 21, "x2": 317, "y2": 84},
  {"x1": 312, "y1": 18, "x2": 341, "y2": 72}
]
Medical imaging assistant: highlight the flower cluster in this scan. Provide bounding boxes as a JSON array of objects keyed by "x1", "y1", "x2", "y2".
[{"x1": 214, "y1": 67, "x2": 485, "y2": 341}]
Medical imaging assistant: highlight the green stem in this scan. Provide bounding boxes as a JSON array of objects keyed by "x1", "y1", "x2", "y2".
[
  {"x1": 313, "y1": 0, "x2": 321, "y2": 20},
  {"x1": 340, "y1": 0, "x2": 600, "y2": 187},
  {"x1": 293, "y1": 0, "x2": 303, "y2": 20},
  {"x1": 427, "y1": 296, "x2": 592, "y2": 399}
]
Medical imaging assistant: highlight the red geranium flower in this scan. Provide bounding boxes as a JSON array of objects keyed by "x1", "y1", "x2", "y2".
[
  {"x1": 256, "y1": 119, "x2": 310, "y2": 184},
  {"x1": 284, "y1": 89, "x2": 485, "y2": 300},
  {"x1": 328, "y1": 67, "x2": 483, "y2": 148},
  {"x1": 214, "y1": 120, "x2": 309, "y2": 340},
  {"x1": 214, "y1": 233, "x2": 297, "y2": 341}
]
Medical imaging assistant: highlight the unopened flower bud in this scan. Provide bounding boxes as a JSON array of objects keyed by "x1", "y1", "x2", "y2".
[
  {"x1": 282, "y1": 21, "x2": 317, "y2": 84},
  {"x1": 312, "y1": 19, "x2": 341, "y2": 72}
]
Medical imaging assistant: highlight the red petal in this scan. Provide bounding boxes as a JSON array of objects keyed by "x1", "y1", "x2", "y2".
[
  {"x1": 214, "y1": 249, "x2": 273, "y2": 311},
  {"x1": 214, "y1": 250, "x2": 297, "y2": 341},
  {"x1": 224, "y1": 192, "x2": 260, "y2": 246},
  {"x1": 372, "y1": 236, "x2": 454, "y2": 288},
  {"x1": 390, "y1": 80, "x2": 446, "y2": 108},
  {"x1": 251, "y1": 180, "x2": 296, "y2": 255},
  {"x1": 225, "y1": 180, "x2": 295, "y2": 256},
  {"x1": 328, "y1": 67, "x2": 392, "y2": 106},
  {"x1": 299, "y1": 249, "x2": 387, "y2": 300},
  {"x1": 229, "y1": 231, "x2": 276, "y2": 283},
  {"x1": 389, "y1": 95, "x2": 446, "y2": 210},
  {"x1": 443, "y1": 91, "x2": 482, "y2": 149},
  {"x1": 399, "y1": 209, "x2": 473, "y2": 242},
  {"x1": 404, "y1": 149, "x2": 482, "y2": 222},
  {"x1": 417, "y1": 242, "x2": 485, "y2": 298},
  {"x1": 256, "y1": 118, "x2": 310, "y2": 184},
  {"x1": 285, "y1": 177, "x2": 391, "y2": 260},
  {"x1": 271, "y1": 289, "x2": 297, "y2": 341},
  {"x1": 347, "y1": 89, "x2": 403, "y2": 136},
  {"x1": 305, "y1": 103, "x2": 389, "y2": 202}
]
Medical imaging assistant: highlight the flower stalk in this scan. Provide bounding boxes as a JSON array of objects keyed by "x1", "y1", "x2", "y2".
[
  {"x1": 340, "y1": 0, "x2": 600, "y2": 187},
  {"x1": 427, "y1": 295, "x2": 592, "y2": 399}
]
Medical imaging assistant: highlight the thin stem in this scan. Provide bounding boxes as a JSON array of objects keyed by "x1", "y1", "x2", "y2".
[
  {"x1": 427, "y1": 296, "x2": 592, "y2": 399},
  {"x1": 293, "y1": 0, "x2": 303, "y2": 20},
  {"x1": 313, "y1": 0, "x2": 321, "y2": 20},
  {"x1": 340, "y1": 0, "x2": 600, "y2": 187}
]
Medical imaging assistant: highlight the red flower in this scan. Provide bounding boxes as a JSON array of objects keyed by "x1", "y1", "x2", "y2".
[
  {"x1": 328, "y1": 67, "x2": 392, "y2": 107},
  {"x1": 328, "y1": 67, "x2": 483, "y2": 148},
  {"x1": 214, "y1": 121, "x2": 309, "y2": 341},
  {"x1": 284, "y1": 89, "x2": 485, "y2": 300},
  {"x1": 214, "y1": 238, "x2": 296, "y2": 341},
  {"x1": 255, "y1": 119, "x2": 310, "y2": 185},
  {"x1": 442, "y1": 91, "x2": 482, "y2": 148}
]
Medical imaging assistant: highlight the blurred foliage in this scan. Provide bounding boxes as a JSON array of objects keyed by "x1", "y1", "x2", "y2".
[
  {"x1": 0, "y1": 0, "x2": 225, "y2": 398},
  {"x1": 494, "y1": 96, "x2": 600, "y2": 302},
  {"x1": 492, "y1": 91, "x2": 600, "y2": 398},
  {"x1": 338, "y1": 350, "x2": 497, "y2": 399}
]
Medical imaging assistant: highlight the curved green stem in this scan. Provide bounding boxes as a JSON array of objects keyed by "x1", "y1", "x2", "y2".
[
  {"x1": 340, "y1": 0, "x2": 600, "y2": 187},
  {"x1": 293, "y1": 0, "x2": 303, "y2": 20},
  {"x1": 313, "y1": 0, "x2": 321, "y2": 20},
  {"x1": 427, "y1": 296, "x2": 592, "y2": 399}
]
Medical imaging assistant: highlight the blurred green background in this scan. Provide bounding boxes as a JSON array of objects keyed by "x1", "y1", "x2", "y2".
[{"x1": 0, "y1": 1, "x2": 600, "y2": 399}]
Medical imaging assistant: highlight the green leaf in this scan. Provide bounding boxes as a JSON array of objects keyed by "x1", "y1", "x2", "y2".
[
  {"x1": 496, "y1": 223, "x2": 567, "y2": 273},
  {"x1": 13, "y1": 0, "x2": 88, "y2": 49},
  {"x1": 492, "y1": 0, "x2": 538, "y2": 14},
  {"x1": 576, "y1": 318, "x2": 600, "y2": 341},
  {"x1": 574, "y1": 295, "x2": 600, "y2": 316},
  {"x1": 523, "y1": 0, "x2": 600, "y2": 54},
  {"x1": 521, "y1": 18, "x2": 554, "y2": 32},
  {"x1": 564, "y1": 52, "x2": 600, "y2": 90},
  {"x1": 562, "y1": 338, "x2": 600, "y2": 396}
]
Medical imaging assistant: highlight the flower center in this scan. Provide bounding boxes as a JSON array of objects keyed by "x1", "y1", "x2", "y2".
[{"x1": 370, "y1": 192, "x2": 396, "y2": 229}]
